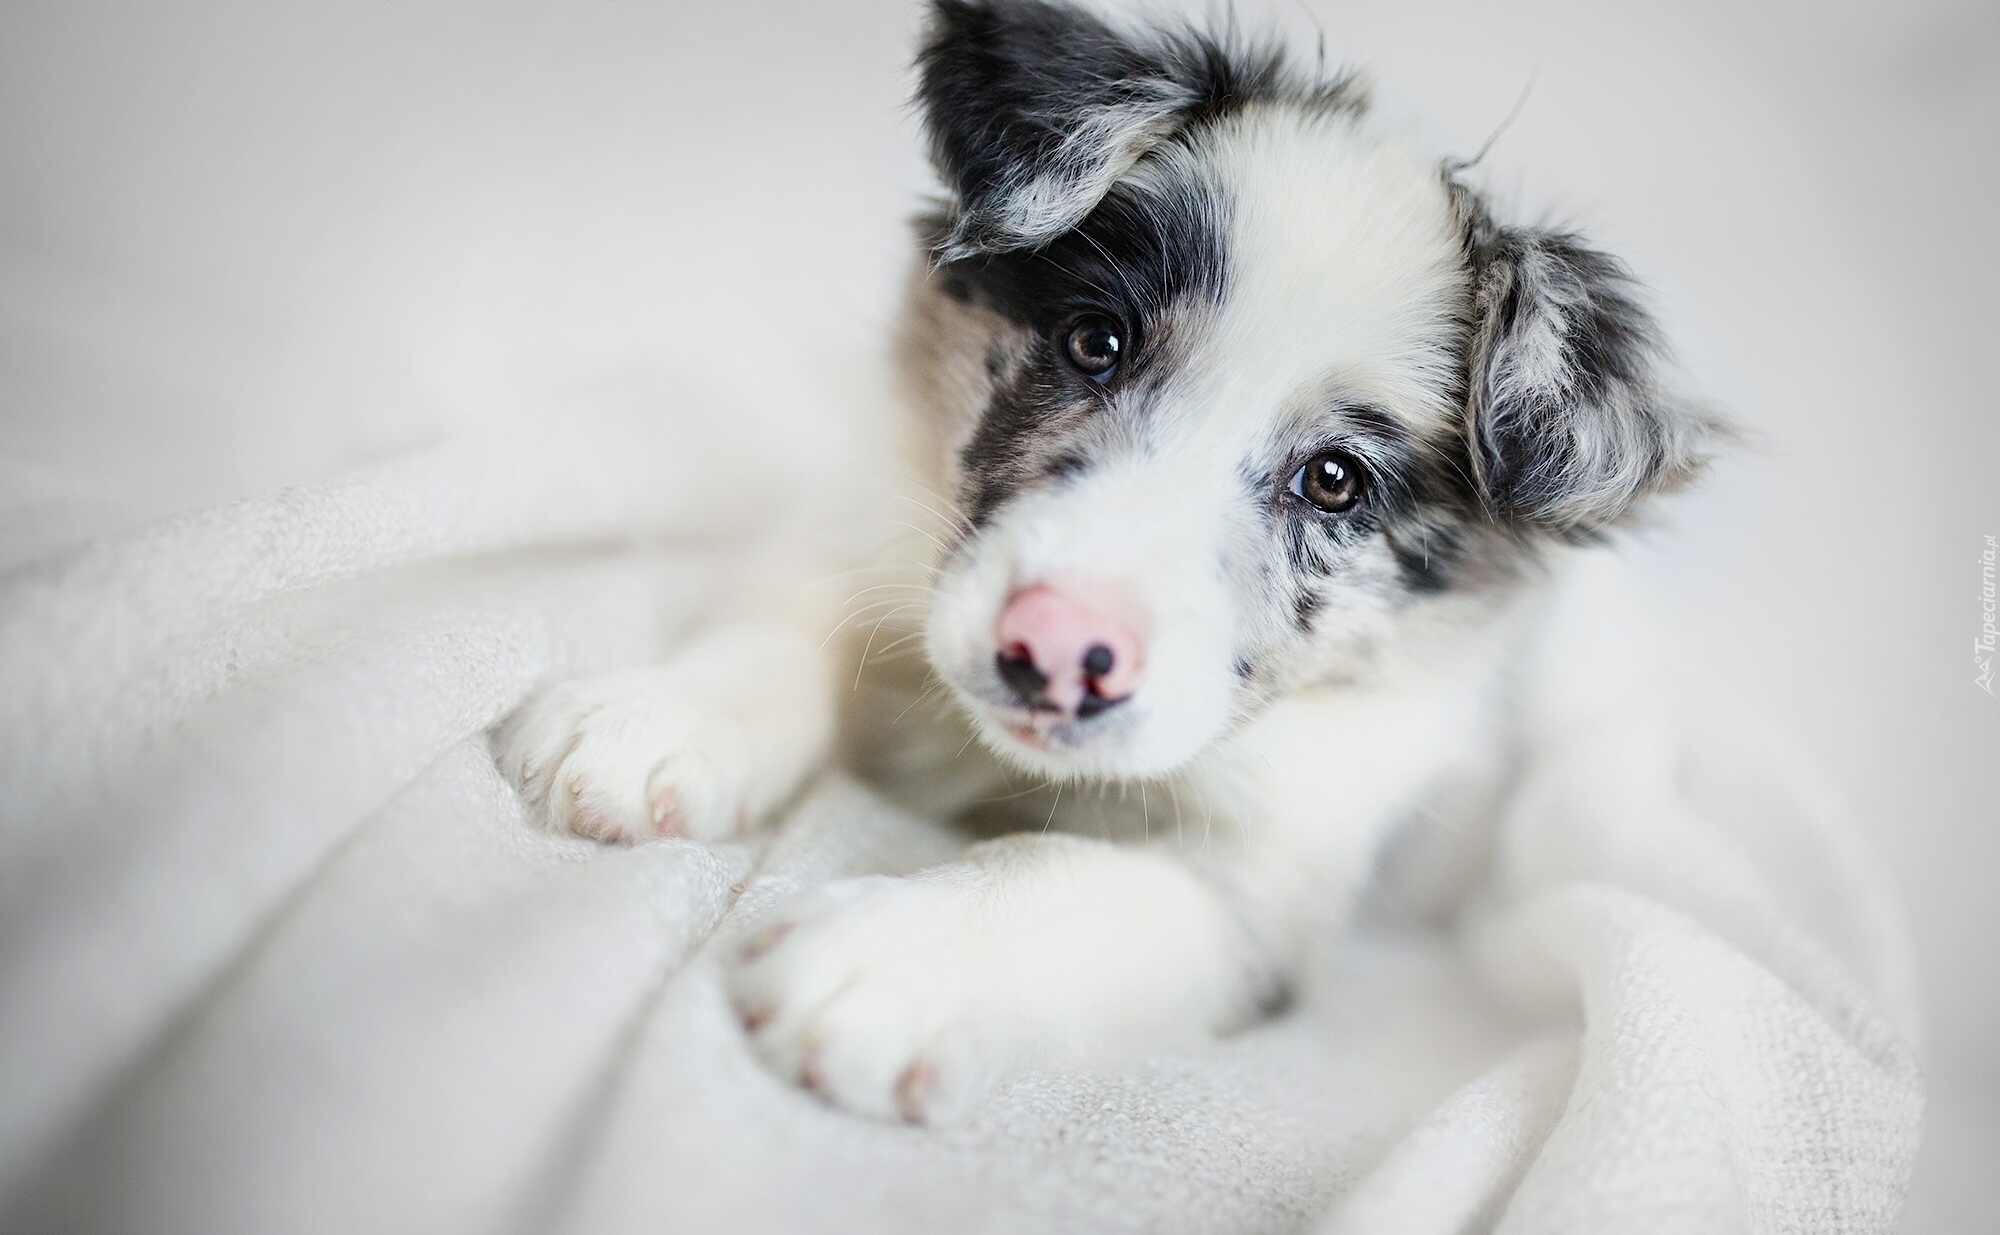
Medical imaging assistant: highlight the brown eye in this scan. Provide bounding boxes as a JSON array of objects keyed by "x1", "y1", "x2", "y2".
[
  {"x1": 1290, "y1": 449, "x2": 1363, "y2": 513},
  {"x1": 1060, "y1": 315, "x2": 1123, "y2": 380}
]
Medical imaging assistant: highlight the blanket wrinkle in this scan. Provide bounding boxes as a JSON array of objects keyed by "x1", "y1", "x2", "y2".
[
  {"x1": 10, "y1": 742, "x2": 753, "y2": 1235},
  {"x1": 0, "y1": 401, "x2": 771, "y2": 834},
  {"x1": 1317, "y1": 1032, "x2": 1581, "y2": 1235},
  {"x1": 1487, "y1": 885, "x2": 1920, "y2": 1234},
  {"x1": 0, "y1": 611, "x2": 550, "y2": 1195},
  {"x1": 1485, "y1": 725, "x2": 1917, "y2": 1071},
  {"x1": 0, "y1": 422, "x2": 1921, "y2": 1234}
]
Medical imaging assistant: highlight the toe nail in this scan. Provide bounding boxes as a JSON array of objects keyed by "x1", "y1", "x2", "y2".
[
  {"x1": 800, "y1": 1058, "x2": 829, "y2": 1098},
  {"x1": 896, "y1": 1060, "x2": 937, "y2": 1124},
  {"x1": 651, "y1": 787, "x2": 689, "y2": 837},
  {"x1": 571, "y1": 805, "x2": 616, "y2": 841}
]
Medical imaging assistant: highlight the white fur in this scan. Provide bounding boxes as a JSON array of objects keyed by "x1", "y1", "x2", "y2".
[
  {"x1": 726, "y1": 833, "x2": 1252, "y2": 1122},
  {"x1": 1201, "y1": 109, "x2": 1469, "y2": 442},
  {"x1": 498, "y1": 102, "x2": 1616, "y2": 1124}
]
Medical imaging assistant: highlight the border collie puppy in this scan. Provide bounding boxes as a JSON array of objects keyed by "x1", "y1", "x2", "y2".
[{"x1": 496, "y1": 0, "x2": 1725, "y2": 1123}]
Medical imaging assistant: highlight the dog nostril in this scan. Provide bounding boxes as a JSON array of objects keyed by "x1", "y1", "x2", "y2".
[
  {"x1": 995, "y1": 648, "x2": 1050, "y2": 706},
  {"x1": 1082, "y1": 644, "x2": 1114, "y2": 677}
]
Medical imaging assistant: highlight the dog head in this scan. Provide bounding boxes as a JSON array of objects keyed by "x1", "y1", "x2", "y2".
[{"x1": 903, "y1": 0, "x2": 1723, "y2": 781}]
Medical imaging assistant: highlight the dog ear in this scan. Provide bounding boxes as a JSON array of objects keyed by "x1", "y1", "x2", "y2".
[
  {"x1": 1465, "y1": 225, "x2": 1726, "y2": 537},
  {"x1": 916, "y1": 0, "x2": 1203, "y2": 259},
  {"x1": 916, "y1": 0, "x2": 1344, "y2": 260}
]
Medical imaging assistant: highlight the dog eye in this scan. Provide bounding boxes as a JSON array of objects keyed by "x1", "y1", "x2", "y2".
[
  {"x1": 1059, "y1": 315, "x2": 1123, "y2": 381},
  {"x1": 1290, "y1": 450, "x2": 1363, "y2": 513}
]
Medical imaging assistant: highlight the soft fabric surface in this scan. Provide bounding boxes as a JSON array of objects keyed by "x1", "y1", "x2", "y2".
[{"x1": 0, "y1": 406, "x2": 1921, "y2": 1233}]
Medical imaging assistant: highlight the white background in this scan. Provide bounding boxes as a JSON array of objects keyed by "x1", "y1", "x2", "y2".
[{"x1": 2, "y1": 0, "x2": 1992, "y2": 1227}]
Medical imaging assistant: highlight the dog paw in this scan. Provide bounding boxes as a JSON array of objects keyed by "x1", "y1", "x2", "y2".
[
  {"x1": 723, "y1": 876, "x2": 1006, "y2": 1124},
  {"x1": 494, "y1": 668, "x2": 753, "y2": 843}
]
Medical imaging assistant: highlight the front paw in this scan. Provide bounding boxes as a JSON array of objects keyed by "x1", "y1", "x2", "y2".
[
  {"x1": 724, "y1": 876, "x2": 1004, "y2": 1125},
  {"x1": 494, "y1": 669, "x2": 752, "y2": 843}
]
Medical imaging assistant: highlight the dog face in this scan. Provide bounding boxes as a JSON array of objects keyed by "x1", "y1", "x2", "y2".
[{"x1": 905, "y1": 0, "x2": 1720, "y2": 781}]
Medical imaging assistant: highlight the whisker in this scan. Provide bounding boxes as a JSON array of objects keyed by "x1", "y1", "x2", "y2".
[
  {"x1": 893, "y1": 678, "x2": 947, "y2": 725},
  {"x1": 819, "y1": 448, "x2": 972, "y2": 519},
  {"x1": 888, "y1": 519, "x2": 950, "y2": 554},
  {"x1": 855, "y1": 604, "x2": 923, "y2": 689},
  {"x1": 818, "y1": 598, "x2": 927, "y2": 652},
  {"x1": 893, "y1": 494, "x2": 972, "y2": 537},
  {"x1": 841, "y1": 581, "x2": 935, "y2": 606},
  {"x1": 970, "y1": 778, "x2": 1060, "y2": 806},
  {"x1": 867, "y1": 630, "x2": 928, "y2": 658},
  {"x1": 862, "y1": 645, "x2": 929, "y2": 668},
  {"x1": 1044, "y1": 235, "x2": 1129, "y2": 309},
  {"x1": 810, "y1": 562, "x2": 942, "y2": 586}
]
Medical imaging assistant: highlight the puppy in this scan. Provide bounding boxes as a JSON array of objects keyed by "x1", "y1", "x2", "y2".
[{"x1": 495, "y1": 0, "x2": 1725, "y2": 1124}]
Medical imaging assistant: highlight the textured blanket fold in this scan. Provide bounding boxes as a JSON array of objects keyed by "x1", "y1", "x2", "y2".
[{"x1": 0, "y1": 411, "x2": 1921, "y2": 1233}]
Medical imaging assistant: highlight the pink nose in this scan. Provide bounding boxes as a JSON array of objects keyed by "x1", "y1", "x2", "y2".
[{"x1": 993, "y1": 583, "x2": 1145, "y2": 719}]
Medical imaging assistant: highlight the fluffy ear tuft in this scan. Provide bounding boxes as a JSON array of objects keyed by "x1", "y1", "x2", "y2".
[
  {"x1": 915, "y1": 0, "x2": 1358, "y2": 260},
  {"x1": 1464, "y1": 224, "x2": 1727, "y2": 537}
]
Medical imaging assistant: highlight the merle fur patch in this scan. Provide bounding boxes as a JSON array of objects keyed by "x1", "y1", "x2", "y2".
[
  {"x1": 1459, "y1": 206, "x2": 1727, "y2": 537},
  {"x1": 917, "y1": 0, "x2": 1363, "y2": 259}
]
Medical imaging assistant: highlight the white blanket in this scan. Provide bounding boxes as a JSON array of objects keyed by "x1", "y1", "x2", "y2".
[{"x1": 0, "y1": 407, "x2": 1923, "y2": 1234}]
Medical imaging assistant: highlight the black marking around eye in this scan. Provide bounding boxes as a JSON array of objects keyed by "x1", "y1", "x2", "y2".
[
  {"x1": 945, "y1": 164, "x2": 1229, "y2": 526},
  {"x1": 1261, "y1": 399, "x2": 1486, "y2": 600},
  {"x1": 1281, "y1": 517, "x2": 1344, "y2": 578},
  {"x1": 958, "y1": 366, "x2": 1078, "y2": 526},
  {"x1": 936, "y1": 167, "x2": 1226, "y2": 354}
]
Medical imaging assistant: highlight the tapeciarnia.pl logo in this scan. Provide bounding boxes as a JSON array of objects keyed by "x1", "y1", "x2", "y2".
[{"x1": 1979, "y1": 534, "x2": 1997, "y2": 695}]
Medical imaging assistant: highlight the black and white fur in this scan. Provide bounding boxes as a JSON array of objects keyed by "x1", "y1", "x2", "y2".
[{"x1": 495, "y1": 0, "x2": 1725, "y2": 1124}]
